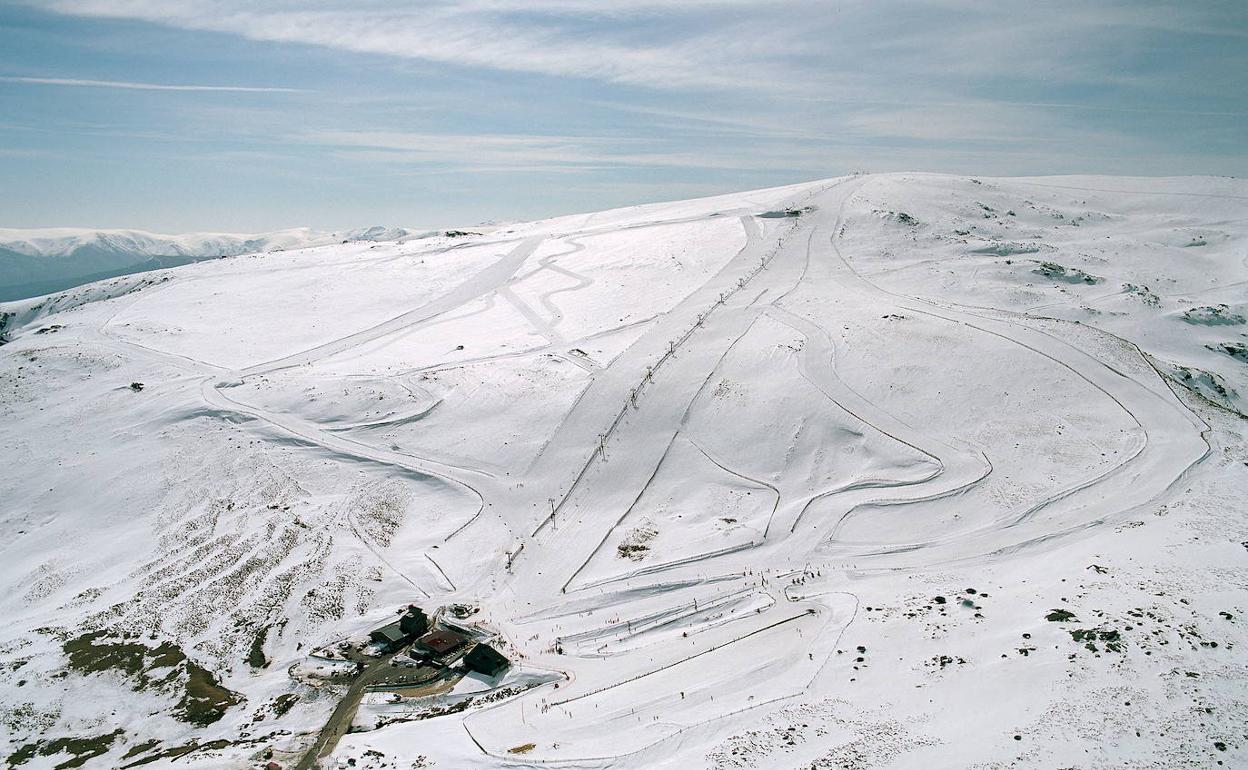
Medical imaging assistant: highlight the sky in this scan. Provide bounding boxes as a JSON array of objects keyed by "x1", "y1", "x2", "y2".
[{"x1": 0, "y1": 0, "x2": 1245, "y2": 233}]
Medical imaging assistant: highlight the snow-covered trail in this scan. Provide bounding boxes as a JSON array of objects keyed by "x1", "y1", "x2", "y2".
[
  {"x1": 201, "y1": 378, "x2": 494, "y2": 490},
  {"x1": 803, "y1": 184, "x2": 1209, "y2": 569},
  {"x1": 239, "y1": 236, "x2": 546, "y2": 377},
  {"x1": 500, "y1": 190, "x2": 843, "y2": 603},
  {"x1": 161, "y1": 173, "x2": 1207, "y2": 599},
  {"x1": 446, "y1": 182, "x2": 862, "y2": 763},
  {"x1": 80, "y1": 171, "x2": 1211, "y2": 646},
  {"x1": 458, "y1": 176, "x2": 1213, "y2": 764},
  {"x1": 507, "y1": 179, "x2": 970, "y2": 598}
]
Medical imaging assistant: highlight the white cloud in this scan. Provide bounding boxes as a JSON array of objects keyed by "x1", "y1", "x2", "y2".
[
  {"x1": 37, "y1": 0, "x2": 810, "y2": 91},
  {"x1": 0, "y1": 76, "x2": 304, "y2": 92},
  {"x1": 30, "y1": 0, "x2": 1247, "y2": 107},
  {"x1": 312, "y1": 129, "x2": 817, "y2": 171},
  {"x1": 34, "y1": 0, "x2": 1245, "y2": 107},
  {"x1": 14, "y1": 0, "x2": 1246, "y2": 189}
]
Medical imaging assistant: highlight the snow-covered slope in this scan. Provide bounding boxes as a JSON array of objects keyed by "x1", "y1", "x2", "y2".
[
  {"x1": 1, "y1": 174, "x2": 1245, "y2": 770},
  {"x1": 0, "y1": 225, "x2": 428, "y2": 301}
]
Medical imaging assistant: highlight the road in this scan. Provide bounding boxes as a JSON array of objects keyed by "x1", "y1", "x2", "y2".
[{"x1": 294, "y1": 651, "x2": 405, "y2": 770}]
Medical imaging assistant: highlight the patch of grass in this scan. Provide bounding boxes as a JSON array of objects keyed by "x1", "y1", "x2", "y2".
[
  {"x1": 1182, "y1": 305, "x2": 1245, "y2": 326},
  {"x1": 1070, "y1": 627, "x2": 1124, "y2": 653},
  {"x1": 174, "y1": 662, "x2": 242, "y2": 727},
  {"x1": 929, "y1": 654, "x2": 966, "y2": 668},
  {"x1": 121, "y1": 740, "x2": 160, "y2": 760},
  {"x1": 759, "y1": 206, "x2": 814, "y2": 219},
  {"x1": 971, "y1": 242, "x2": 1040, "y2": 256},
  {"x1": 62, "y1": 631, "x2": 241, "y2": 727},
  {"x1": 119, "y1": 739, "x2": 230, "y2": 768},
  {"x1": 1206, "y1": 341, "x2": 1248, "y2": 363},
  {"x1": 1033, "y1": 261, "x2": 1100, "y2": 284},
  {"x1": 271, "y1": 693, "x2": 298, "y2": 718},
  {"x1": 617, "y1": 523, "x2": 658, "y2": 561},
  {"x1": 8, "y1": 729, "x2": 124, "y2": 769},
  {"x1": 1168, "y1": 364, "x2": 1234, "y2": 403},
  {"x1": 1045, "y1": 609, "x2": 1078, "y2": 622},
  {"x1": 1123, "y1": 283, "x2": 1161, "y2": 307},
  {"x1": 247, "y1": 624, "x2": 270, "y2": 669},
  {"x1": 63, "y1": 631, "x2": 182, "y2": 686}
]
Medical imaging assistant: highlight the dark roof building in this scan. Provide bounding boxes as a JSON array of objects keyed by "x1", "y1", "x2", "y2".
[
  {"x1": 368, "y1": 620, "x2": 408, "y2": 650},
  {"x1": 463, "y1": 643, "x2": 510, "y2": 677},
  {"x1": 400, "y1": 606, "x2": 429, "y2": 638},
  {"x1": 413, "y1": 628, "x2": 471, "y2": 659},
  {"x1": 368, "y1": 606, "x2": 429, "y2": 652}
]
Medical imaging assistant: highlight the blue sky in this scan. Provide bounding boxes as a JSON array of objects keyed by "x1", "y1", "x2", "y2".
[{"x1": 1, "y1": 0, "x2": 1245, "y2": 232}]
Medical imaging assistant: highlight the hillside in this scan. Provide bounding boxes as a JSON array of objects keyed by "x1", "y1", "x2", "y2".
[
  {"x1": 1, "y1": 173, "x2": 1245, "y2": 770},
  {"x1": 0, "y1": 226, "x2": 426, "y2": 301}
]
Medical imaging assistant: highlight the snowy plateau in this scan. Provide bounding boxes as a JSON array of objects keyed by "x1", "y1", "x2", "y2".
[{"x1": 1, "y1": 173, "x2": 1246, "y2": 770}]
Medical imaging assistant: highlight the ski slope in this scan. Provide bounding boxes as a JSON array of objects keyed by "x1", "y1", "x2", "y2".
[{"x1": 1, "y1": 174, "x2": 1245, "y2": 769}]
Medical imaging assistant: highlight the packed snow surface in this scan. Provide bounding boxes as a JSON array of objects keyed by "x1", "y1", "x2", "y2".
[{"x1": 1, "y1": 174, "x2": 1246, "y2": 769}]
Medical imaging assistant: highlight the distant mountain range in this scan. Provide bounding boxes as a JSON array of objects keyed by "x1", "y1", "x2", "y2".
[{"x1": 0, "y1": 225, "x2": 425, "y2": 300}]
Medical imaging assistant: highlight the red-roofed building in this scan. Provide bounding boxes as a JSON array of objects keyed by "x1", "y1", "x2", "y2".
[{"x1": 413, "y1": 627, "x2": 471, "y2": 662}]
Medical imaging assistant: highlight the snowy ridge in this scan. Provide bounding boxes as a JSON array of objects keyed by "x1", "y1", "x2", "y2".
[
  {"x1": 0, "y1": 224, "x2": 433, "y2": 302},
  {"x1": 1, "y1": 174, "x2": 1246, "y2": 770},
  {"x1": 0, "y1": 225, "x2": 425, "y2": 259}
]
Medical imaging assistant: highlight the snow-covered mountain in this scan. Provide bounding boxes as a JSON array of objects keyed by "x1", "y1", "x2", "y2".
[
  {"x1": 1, "y1": 174, "x2": 1245, "y2": 770},
  {"x1": 0, "y1": 225, "x2": 428, "y2": 301}
]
